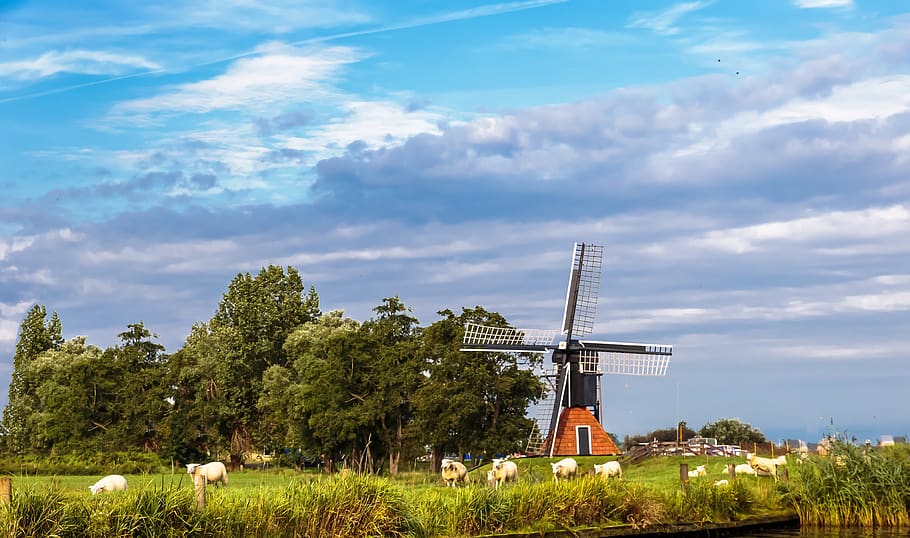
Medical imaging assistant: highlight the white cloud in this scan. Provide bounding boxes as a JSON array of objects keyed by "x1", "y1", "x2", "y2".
[
  {"x1": 675, "y1": 75, "x2": 910, "y2": 159},
  {"x1": 627, "y1": 1, "x2": 711, "y2": 36},
  {"x1": 303, "y1": 100, "x2": 447, "y2": 153},
  {"x1": 110, "y1": 45, "x2": 362, "y2": 117},
  {"x1": 792, "y1": 0, "x2": 852, "y2": 8},
  {"x1": 688, "y1": 205, "x2": 910, "y2": 254},
  {"x1": 0, "y1": 50, "x2": 160, "y2": 81}
]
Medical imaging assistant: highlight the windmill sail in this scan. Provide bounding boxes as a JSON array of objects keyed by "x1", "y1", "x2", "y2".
[
  {"x1": 561, "y1": 243, "x2": 602, "y2": 339},
  {"x1": 461, "y1": 323, "x2": 556, "y2": 352}
]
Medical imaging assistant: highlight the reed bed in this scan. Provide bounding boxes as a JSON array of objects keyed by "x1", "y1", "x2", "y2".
[{"x1": 784, "y1": 442, "x2": 910, "y2": 527}]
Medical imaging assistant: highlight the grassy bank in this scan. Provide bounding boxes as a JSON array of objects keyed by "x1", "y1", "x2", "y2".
[{"x1": 0, "y1": 455, "x2": 792, "y2": 537}]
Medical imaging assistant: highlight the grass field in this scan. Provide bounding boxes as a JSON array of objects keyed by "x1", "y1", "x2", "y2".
[
  {"x1": 9, "y1": 453, "x2": 773, "y2": 494},
  {"x1": 0, "y1": 454, "x2": 793, "y2": 537}
]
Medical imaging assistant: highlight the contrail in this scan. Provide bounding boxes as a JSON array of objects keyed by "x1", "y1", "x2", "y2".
[{"x1": 0, "y1": 0, "x2": 569, "y2": 105}]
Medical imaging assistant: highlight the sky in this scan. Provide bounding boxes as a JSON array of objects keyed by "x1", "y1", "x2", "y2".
[{"x1": 2, "y1": 0, "x2": 909, "y2": 445}]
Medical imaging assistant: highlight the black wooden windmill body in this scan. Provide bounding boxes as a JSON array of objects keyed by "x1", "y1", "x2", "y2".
[{"x1": 461, "y1": 243, "x2": 673, "y2": 457}]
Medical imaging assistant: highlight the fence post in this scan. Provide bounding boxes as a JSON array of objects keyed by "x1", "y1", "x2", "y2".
[
  {"x1": 727, "y1": 463, "x2": 735, "y2": 481},
  {"x1": 194, "y1": 474, "x2": 207, "y2": 510},
  {"x1": 0, "y1": 477, "x2": 10, "y2": 505},
  {"x1": 679, "y1": 464, "x2": 689, "y2": 490}
]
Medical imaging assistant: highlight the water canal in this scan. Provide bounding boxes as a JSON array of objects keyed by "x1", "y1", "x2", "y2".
[{"x1": 738, "y1": 528, "x2": 908, "y2": 537}]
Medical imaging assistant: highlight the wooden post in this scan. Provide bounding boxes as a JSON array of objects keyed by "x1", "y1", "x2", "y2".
[
  {"x1": 727, "y1": 463, "x2": 735, "y2": 481},
  {"x1": 771, "y1": 442, "x2": 775, "y2": 458},
  {"x1": 0, "y1": 477, "x2": 10, "y2": 505},
  {"x1": 194, "y1": 474, "x2": 207, "y2": 510},
  {"x1": 679, "y1": 463, "x2": 689, "y2": 489}
]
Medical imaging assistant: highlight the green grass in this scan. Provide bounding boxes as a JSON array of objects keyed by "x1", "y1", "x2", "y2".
[{"x1": 0, "y1": 454, "x2": 804, "y2": 536}]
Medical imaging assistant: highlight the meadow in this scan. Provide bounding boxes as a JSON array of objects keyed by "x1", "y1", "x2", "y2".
[{"x1": 0, "y1": 454, "x2": 793, "y2": 537}]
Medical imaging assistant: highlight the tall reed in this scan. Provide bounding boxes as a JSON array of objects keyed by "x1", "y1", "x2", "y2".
[{"x1": 784, "y1": 441, "x2": 910, "y2": 527}]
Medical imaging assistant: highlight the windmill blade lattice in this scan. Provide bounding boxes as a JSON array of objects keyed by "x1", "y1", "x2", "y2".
[
  {"x1": 561, "y1": 243, "x2": 603, "y2": 337},
  {"x1": 461, "y1": 323, "x2": 556, "y2": 352},
  {"x1": 579, "y1": 348, "x2": 672, "y2": 376}
]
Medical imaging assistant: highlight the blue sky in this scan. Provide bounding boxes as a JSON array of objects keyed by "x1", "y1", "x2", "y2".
[{"x1": 2, "y1": 0, "x2": 909, "y2": 444}]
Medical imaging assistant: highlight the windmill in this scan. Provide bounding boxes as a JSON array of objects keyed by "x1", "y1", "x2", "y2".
[{"x1": 461, "y1": 243, "x2": 673, "y2": 457}]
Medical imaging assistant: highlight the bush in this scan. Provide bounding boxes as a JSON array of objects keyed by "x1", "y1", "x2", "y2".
[{"x1": 0, "y1": 452, "x2": 167, "y2": 476}]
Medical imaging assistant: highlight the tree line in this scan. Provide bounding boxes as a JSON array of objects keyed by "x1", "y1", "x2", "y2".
[{"x1": 1, "y1": 265, "x2": 543, "y2": 474}]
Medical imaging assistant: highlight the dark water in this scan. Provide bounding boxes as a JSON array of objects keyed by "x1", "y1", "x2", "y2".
[{"x1": 742, "y1": 529, "x2": 910, "y2": 537}]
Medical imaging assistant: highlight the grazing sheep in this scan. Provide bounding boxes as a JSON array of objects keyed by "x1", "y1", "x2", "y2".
[
  {"x1": 440, "y1": 458, "x2": 469, "y2": 487},
  {"x1": 747, "y1": 454, "x2": 779, "y2": 480},
  {"x1": 187, "y1": 461, "x2": 229, "y2": 487},
  {"x1": 89, "y1": 474, "x2": 128, "y2": 495},
  {"x1": 490, "y1": 458, "x2": 518, "y2": 489},
  {"x1": 733, "y1": 463, "x2": 757, "y2": 475},
  {"x1": 593, "y1": 461, "x2": 622, "y2": 479},
  {"x1": 551, "y1": 458, "x2": 578, "y2": 482},
  {"x1": 687, "y1": 464, "x2": 706, "y2": 478},
  {"x1": 713, "y1": 479, "x2": 729, "y2": 487}
]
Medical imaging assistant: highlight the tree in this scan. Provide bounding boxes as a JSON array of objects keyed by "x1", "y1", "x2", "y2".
[
  {"x1": 412, "y1": 307, "x2": 543, "y2": 470},
  {"x1": 2, "y1": 304, "x2": 64, "y2": 452},
  {"x1": 699, "y1": 418, "x2": 766, "y2": 446},
  {"x1": 359, "y1": 297, "x2": 423, "y2": 475},
  {"x1": 27, "y1": 337, "x2": 108, "y2": 453},
  {"x1": 107, "y1": 322, "x2": 168, "y2": 451},
  {"x1": 178, "y1": 265, "x2": 320, "y2": 468},
  {"x1": 270, "y1": 311, "x2": 367, "y2": 473}
]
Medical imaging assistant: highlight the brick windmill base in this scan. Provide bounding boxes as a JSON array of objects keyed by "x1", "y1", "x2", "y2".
[{"x1": 545, "y1": 407, "x2": 621, "y2": 456}]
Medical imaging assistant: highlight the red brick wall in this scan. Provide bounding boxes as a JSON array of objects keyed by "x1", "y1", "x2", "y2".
[{"x1": 548, "y1": 407, "x2": 621, "y2": 456}]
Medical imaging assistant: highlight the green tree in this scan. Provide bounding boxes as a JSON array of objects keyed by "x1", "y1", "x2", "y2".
[
  {"x1": 2, "y1": 305, "x2": 64, "y2": 453},
  {"x1": 359, "y1": 297, "x2": 423, "y2": 475},
  {"x1": 164, "y1": 323, "x2": 225, "y2": 464},
  {"x1": 106, "y1": 322, "x2": 168, "y2": 451},
  {"x1": 179, "y1": 266, "x2": 320, "y2": 468},
  {"x1": 273, "y1": 311, "x2": 367, "y2": 473},
  {"x1": 699, "y1": 418, "x2": 767, "y2": 446},
  {"x1": 27, "y1": 337, "x2": 107, "y2": 453},
  {"x1": 412, "y1": 307, "x2": 543, "y2": 469}
]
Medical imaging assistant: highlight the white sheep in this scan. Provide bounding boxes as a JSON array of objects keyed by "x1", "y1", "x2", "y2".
[
  {"x1": 440, "y1": 458, "x2": 468, "y2": 487},
  {"x1": 733, "y1": 463, "x2": 757, "y2": 476},
  {"x1": 687, "y1": 464, "x2": 706, "y2": 478},
  {"x1": 747, "y1": 454, "x2": 779, "y2": 480},
  {"x1": 551, "y1": 457, "x2": 578, "y2": 482},
  {"x1": 89, "y1": 474, "x2": 128, "y2": 495},
  {"x1": 490, "y1": 458, "x2": 518, "y2": 489},
  {"x1": 713, "y1": 479, "x2": 729, "y2": 487},
  {"x1": 593, "y1": 461, "x2": 622, "y2": 479},
  {"x1": 187, "y1": 461, "x2": 229, "y2": 487}
]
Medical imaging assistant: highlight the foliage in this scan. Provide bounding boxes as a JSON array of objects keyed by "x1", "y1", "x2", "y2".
[
  {"x1": 699, "y1": 418, "x2": 767, "y2": 446},
  {"x1": 0, "y1": 452, "x2": 166, "y2": 475},
  {"x1": 171, "y1": 265, "x2": 320, "y2": 465},
  {"x1": 2, "y1": 304, "x2": 63, "y2": 453},
  {"x1": 412, "y1": 307, "x2": 543, "y2": 468},
  {"x1": 2, "y1": 268, "x2": 543, "y2": 477}
]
